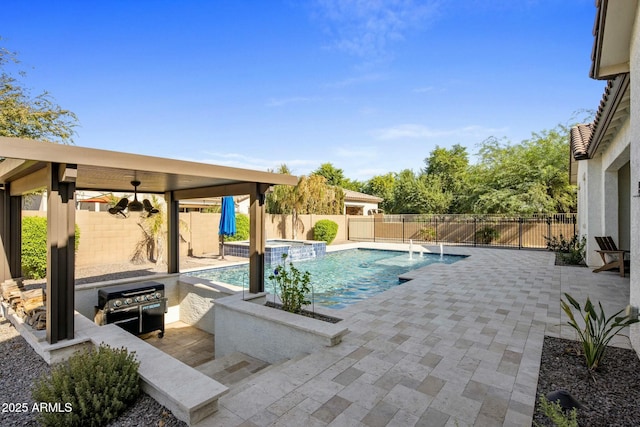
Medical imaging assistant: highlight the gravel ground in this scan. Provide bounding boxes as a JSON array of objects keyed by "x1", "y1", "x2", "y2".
[
  {"x1": 533, "y1": 336, "x2": 640, "y2": 427},
  {"x1": 0, "y1": 317, "x2": 186, "y2": 427},
  {"x1": 1, "y1": 258, "x2": 221, "y2": 427}
]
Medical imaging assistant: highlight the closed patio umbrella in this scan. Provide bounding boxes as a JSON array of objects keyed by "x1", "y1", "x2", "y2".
[{"x1": 218, "y1": 196, "x2": 236, "y2": 259}]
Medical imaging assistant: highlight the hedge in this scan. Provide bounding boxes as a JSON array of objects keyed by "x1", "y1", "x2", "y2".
[
  {"x1": 22, "y1": 216, "x2": 80, "y2": 279},
  {"x1": 314, "y1": 219, "x2": 338, "y2": 244},
  {"x1": 225, "y1": 214, "x2": 249, "y2": 242}
]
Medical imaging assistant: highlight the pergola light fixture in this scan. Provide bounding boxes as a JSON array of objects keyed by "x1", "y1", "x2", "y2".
[{"x1": 109, "y1": 180, "x2": 159, "y2": 218}]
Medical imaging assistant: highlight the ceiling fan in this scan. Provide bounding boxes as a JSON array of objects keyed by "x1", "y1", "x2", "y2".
[{"x1": 108, "y1": 180, "x2": 159, "y2": 218}]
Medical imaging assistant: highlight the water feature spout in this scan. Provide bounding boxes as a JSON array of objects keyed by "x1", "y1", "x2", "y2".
[
  {"x1": 420, "y1": 248, "x2": 424, "y2": 257},
  {"x1": 409, "y1": 239, "x2": 413, "y2": 260},
  {"x1": 439, "y1": 243, "x2": 444, "y2": 259}
]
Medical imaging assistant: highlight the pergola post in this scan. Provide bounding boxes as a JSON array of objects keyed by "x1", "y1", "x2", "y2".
[
  {"x1": 165, "y1": 191, "x2": 179, "y2": 274},
  {"x1": 249, "y1": 184, "x2": 269, "y2": 293},
  {"x1": 0, "y1": 185, "x2": 22, "y2": 282},
  {"x1": 46, "y1": 163, "x2": 76, "y2": 344}
]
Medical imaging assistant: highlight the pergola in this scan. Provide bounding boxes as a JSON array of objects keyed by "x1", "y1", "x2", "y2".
[{"x1": 0, "y1": 136, "x2": 298, "y2": 344}]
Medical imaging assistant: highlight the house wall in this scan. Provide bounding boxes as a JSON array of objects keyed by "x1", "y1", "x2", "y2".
[
  {"x1": 629, "y1": 5, "x2": 640, "y2": 355},
  {"x1": 577, "y1": 116, "x2": 631, "y2": 267},
  {"x1": 344, "y1": 201, "x2": 379, "y2": 216}
]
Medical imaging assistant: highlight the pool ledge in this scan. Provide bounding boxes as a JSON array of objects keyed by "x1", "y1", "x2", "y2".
[{"x1": 214, "y1": 293, "x2": 349, "y2": 364}]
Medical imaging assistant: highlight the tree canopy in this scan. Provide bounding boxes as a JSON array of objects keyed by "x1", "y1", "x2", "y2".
[
  {"x1": 357, "y1": 122, "x2": 577, "y2": 215},
  {"x1": 0, "y1": 40, "x2": 78, "y2": 144}
]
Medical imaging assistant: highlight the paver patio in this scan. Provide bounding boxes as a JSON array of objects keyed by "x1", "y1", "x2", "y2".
[{"x1": 192, "y1": 244, "x2": 633, "y2": 426}]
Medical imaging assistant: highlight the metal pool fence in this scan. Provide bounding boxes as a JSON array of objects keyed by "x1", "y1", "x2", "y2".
[{"x1": 347, "y1": 214, "x2": 577, "y2": 249}]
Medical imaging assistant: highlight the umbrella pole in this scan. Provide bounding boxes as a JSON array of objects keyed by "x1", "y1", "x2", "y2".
[{"x1": 220, "y1": 234, "x2": 225, "y2": 260}]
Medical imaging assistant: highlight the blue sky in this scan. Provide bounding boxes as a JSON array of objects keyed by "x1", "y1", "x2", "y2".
[{"x1": 3, "y1": 0, "x2": 603, "y2": 181}]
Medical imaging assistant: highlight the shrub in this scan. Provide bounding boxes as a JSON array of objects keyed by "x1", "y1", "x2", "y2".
[
  {"x1": 268, "y1": 253, "x2": 311, "y2": 313},
  {"x1": 536, "y1": 395, "x2": 578, "y2": 427},
  {"x1": 225, "y1": 213, "x2": 249, "y2": 242},
  {"x1": 561, "y1": 293, "x2": 639, "y2": 370},
  {"x1": 32, "y1": 344, "x2": 140, "y2": 426},
  {"x1": 545, "y1": 234, "x2": 586, "y2": 265},
  {"x1": 419, "y1": 227, "x2": 436, "y2": 241},
  {"x1": 475, "y1": 226, "x2": 499, "y2": 244},
  {"x1": 22, "y1": 216, "x2": 80, "y2": 279},
  {"x1": 314, "y1": 219, "x2": 338, "y2": 244}
]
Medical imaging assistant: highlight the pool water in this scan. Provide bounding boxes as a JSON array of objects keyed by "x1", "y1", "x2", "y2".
[{"x1": 188, "y1": 249, "x2": 463, "y2": 309}]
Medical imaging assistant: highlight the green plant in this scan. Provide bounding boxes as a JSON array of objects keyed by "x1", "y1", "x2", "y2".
[
  {"x1": 475, "y1": 226, "x2": 499, "y2": 244},
  {"x1": 226, "y1": 213, "x2": 249, "y2": 242},
  {"x1": 536, "y1": 395, "x2": 578, "y2": 427},
  {"x1": 32, "y1": 343, "x2": 140, "y2": 426},
  {"x1": 545, "y1": 234, "x2": 586, "y2": 265},
  {"x1": 268, "y1": 253, "x2": 311, "y2": 313},
  {"x1": 419, "y1": 226, "x2": 436, "y2": 241},
  {"x1": 22, "y1": 216, "x2": 80, "y2": 279},
  {"x1": 313, "y1": 219, "x2": 338, "y2": 244},
  {"x1": 561, "y1": 293, "x2": 639, "y2": 370}
]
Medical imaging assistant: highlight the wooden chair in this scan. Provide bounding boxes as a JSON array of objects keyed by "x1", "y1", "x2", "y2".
[{"x1": 593, "y1": 236, "x2": 629, "y2": 277}]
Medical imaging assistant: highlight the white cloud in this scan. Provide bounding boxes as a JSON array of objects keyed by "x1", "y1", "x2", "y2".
[
  {"x1": 413, "y1": 86, "x2": 435, "y2": 93},
  {"x1": 312, "y1": 0, "x2": 440, "y2": 58},
  {"x1": 372, "y1": 124, "x2": 508, "y2": 140},
  {"x1": 196, "y1": 151, "x2": 317, "y2": 173},
  {"x1": 266, "y1": 96, "x2": 319, "y2": 107},
  {"x1": 323, "y1": 73, "x2": 385, "y2": 88}
]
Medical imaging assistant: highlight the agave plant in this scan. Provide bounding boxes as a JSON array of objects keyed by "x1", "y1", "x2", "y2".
[{"x1": 561, "y1": 293, "x2": 639, "y2": 371}]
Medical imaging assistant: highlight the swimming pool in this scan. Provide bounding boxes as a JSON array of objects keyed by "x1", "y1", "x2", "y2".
[{"x1": 188, "y1": 249, "x2": 463, "y2": 309}]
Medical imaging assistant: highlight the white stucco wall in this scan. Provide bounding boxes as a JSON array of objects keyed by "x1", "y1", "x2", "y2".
[
  {"x1": 344, "y1": 201, "x2": 379, "y2": 215},
  {"x1": 629, "y1": 5, "x2": 640, "y2": 355}
]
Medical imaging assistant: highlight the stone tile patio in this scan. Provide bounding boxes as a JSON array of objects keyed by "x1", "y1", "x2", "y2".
[{"x1": 191, "y1": 244, "x2": 634, "y2": 426}]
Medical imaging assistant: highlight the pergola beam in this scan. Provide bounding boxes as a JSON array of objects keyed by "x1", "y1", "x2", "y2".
[{"x1": 172, "y1": 182, "x2": 267, "y2": 200}]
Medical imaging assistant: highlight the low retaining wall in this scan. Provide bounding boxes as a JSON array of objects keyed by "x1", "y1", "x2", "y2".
[
  {"x1": 1, "y1": 304, "x2": 228, "y2": 426},
  {"x1": 214, "y1": 293, "x2": 349, "y2": 364}
]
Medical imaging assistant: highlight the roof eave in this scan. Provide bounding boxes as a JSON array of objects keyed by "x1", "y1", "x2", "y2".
[{"x1": 590, "y1": 0, "x2": 638, "y2": 80}]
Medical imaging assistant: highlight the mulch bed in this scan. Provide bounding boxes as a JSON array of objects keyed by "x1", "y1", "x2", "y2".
[
  {"x1": 265, "y1": 301, "x2": 342, "y2": 323},
  {"x1": 553, "y1": 253, "x2": 587, "y2": 267},
  {"x1": 533, "y1": 336, "x2": 640, "y2": 426}
]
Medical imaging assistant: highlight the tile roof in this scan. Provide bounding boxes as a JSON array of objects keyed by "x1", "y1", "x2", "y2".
[
  {"x1": 570, "y1": 123, "x2": 593, "y2": 160},
  {"x1": 342, "y1": 189, "x2": 383, "y2": 203},
  {"x1": 570, "y1": 74, "x2": 629, "y2": 161}
]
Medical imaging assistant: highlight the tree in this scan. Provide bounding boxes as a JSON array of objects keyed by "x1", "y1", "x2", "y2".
[
  {"x1": 363, "y1": 173, "x2": 395, "y2": 213},
  {"x1": 312, "y1": 163, "x2": 345, "y2": 186},
  {"x1": 0, "y1": 40, "x2": 78, "y2": 143},
  {"x1": 423, "y1": 144, "x2": 469, "y2": 213},
  {"x1": 389, "y1": 169, "x2": 451, "y2": 214},
  {"x1": 466, "y1": 127, "x2": 576, "y2": 214},
  {"x1": 266, "y1": 165, "x2": 344, "y2": 238}
]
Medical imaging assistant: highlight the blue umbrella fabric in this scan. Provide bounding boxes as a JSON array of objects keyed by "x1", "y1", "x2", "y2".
[{"x1": 218, "y1": 196, "x2": 236, "y2": 259}]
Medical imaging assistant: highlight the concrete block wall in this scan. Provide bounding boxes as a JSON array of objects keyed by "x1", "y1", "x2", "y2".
[{"x1": 22, "y1": 211, "x2": 350, "y2": 269}]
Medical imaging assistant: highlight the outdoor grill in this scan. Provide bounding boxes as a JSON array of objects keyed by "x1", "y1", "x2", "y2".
[{"x1": 97, "y1": 282, "x2": 166, "y2": 338}]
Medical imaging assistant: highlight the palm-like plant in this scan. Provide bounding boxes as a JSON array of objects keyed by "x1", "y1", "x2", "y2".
[{"x1": 561, "y1": 293, "x2": 638, "y2": 371}]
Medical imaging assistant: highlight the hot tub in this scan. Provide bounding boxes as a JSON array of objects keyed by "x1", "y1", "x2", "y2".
[{"x1": 222, "y1": 239, "x2": 326, "y2": 263}]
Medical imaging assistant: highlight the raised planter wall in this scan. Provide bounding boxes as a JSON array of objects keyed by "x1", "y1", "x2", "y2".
[{"x1": 214, "y1": 293, "x2": 348, "y2": 364}]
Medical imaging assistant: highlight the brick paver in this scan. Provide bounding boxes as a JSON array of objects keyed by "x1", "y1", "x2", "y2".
[{"x1": 196, "y1": 243, "x2": 632, "y2": 426}]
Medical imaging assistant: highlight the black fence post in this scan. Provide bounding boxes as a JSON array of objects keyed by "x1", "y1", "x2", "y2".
[
  {"x1": 519, "y1": 217, "x2": 523, "y2": 249},
  {"x1": 402, "y1": 217, "x2": 405, "y2": 243},
  {"x1": 473, "y1": 218, "x2": 477, "y2": 247},
  {"x1": 435, "y1": 217, "x2": 438, "y2": 243},
  {"x1": 573, "y1": 214, "x2": 577, "y2": 237}
]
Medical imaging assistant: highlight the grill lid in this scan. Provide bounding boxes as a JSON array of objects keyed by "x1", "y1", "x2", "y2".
[{"x1": 98, "y1": 282, "x2": 164, "y2": 309}]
